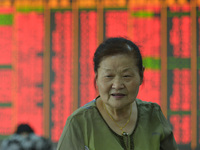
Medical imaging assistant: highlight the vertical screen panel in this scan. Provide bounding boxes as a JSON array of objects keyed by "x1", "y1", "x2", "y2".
[
  {"x1": 15, "y1": 10, "x2": 44, "y2": 136},
  {"x1": 130, "y1": 5, "x2": 161, "y2": 57},
  {"x1": 167, "y1": 4, "x2": 191, "y2": 111},
  {"x1": 167, "y1": 4, "x2": 191, "y2": 147},
  {"x1": 168, "y1": 5, "x2": 191, "y2": 58},
  {"x1": 169, "y1": 69, "x2": 191, "y2": 111},
  {"x1": 138, "y1": 70, "x2": 161, "y2": 104},
  {"x1": 104, "y1": 9, "x2": 127, "y2": 38},
  {"x1": 0, "y1": 7, "x2": 13, "y2": 135},
  {"x1": 0, "y1": 26, "x2": 12, "y2": 64},
  {"x1": 0, "y1": 9, "x2": 13, "y2": 64},
  {"x1": 0, "y1": 108, "x2": 13, "y2": 134},
  {"x1": 50, "y1": 10, "x2": 73, "y2": 142},
  {"x1": 0, "y1": 70, "x2": 12, "y2": 103},
  {"x1": 130, "y1": 5, "x2": 161, "y2": 105},
  {"x1": 170, "y1": 115, "x2": 191, "y2": 144},
  {"x1": 79, "y1": 10, "x2": 97, "y2": 106},
  {"x1": 0, "y1": 71, "x2": 13, "y2": 135}
]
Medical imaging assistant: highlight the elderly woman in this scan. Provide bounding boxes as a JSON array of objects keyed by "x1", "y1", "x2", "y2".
[{"x1": 57, "y1": 37, "x2": 177, "y2": 150}]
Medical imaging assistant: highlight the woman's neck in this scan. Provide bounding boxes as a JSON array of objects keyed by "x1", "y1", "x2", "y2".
[
  {"x1": 96, "y1": 97, "x2": 135, "y2": 121},
  {"x1": 96, "y1": 96, "x2": 138, "y2": 135}
]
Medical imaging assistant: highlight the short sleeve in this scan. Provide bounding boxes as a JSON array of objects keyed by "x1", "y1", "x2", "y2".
[{"x1": 56, "y1": 117, "x2": 85, "y2": 150}]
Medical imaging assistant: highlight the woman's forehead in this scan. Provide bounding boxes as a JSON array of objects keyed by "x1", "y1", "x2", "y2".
[
  {"x1": 100, "y1": 55, "x2": 136, "y2": 66},
  {"x1": 99, "y1": 67, "x2": 134, "y2": 72}
]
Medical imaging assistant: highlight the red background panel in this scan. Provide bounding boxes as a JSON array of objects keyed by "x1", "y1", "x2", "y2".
[
  {"x1": 14, "y1": 12, "x2": 44, "y2": 135},
  {"x1": 51, "y1": 11, "x2": 74, "y2": 142},
  {"x1": 170, "y1": 69, "x2": 191, "y2": 111},
  {"x1": 105, "y1": 10, "x2": 128, "y2": 38},
  {"x1": 137, "y1": 70, "x2": 161, "y2": 105},
  {"x1": 170, "y1": 115, "x2": 191, "y2": 144},
  {"x1": 79, "y1": 11, "x2": 97, "y2": 106}
]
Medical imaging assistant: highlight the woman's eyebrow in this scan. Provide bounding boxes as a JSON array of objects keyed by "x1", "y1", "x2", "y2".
[
  {"x1": 100, "y1": 67, "x2": 112, "y2": 71},
  {"x1": 122, "y1": 68, "x2": 131, "y2": 71},
  {"x1": 100, "y1": 67, "x2": 133, "y2": 72}
]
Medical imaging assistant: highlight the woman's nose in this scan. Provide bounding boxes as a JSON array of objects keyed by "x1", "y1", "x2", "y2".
[{"x1": 112, "y1": 78, "x2": 124, "y2": 89}]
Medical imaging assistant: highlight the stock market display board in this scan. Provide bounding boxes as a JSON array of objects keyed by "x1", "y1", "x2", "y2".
[{"x1": 0, "y1": 0, "x2": 199, "y2": 149}]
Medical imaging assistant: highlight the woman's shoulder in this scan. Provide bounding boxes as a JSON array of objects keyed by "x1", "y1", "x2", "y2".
[
  {"x1": 136, "y1": 99, "x2": 167, "y2": 126},
  {"x1": 136, "y1": 98, "x2": 161, "y2": 111},
  {"x1": 68, "y1": 99, "x2": 98, "y2": 120}
]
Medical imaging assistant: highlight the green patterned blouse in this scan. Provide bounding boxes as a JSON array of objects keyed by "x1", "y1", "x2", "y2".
[{"x1": 56, "y1": 98, "x2": 177, "y2": 150}]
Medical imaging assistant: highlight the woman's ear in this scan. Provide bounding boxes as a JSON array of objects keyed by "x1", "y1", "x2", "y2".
[
  {"x1": 95, "y1": 73, "x2": 98, "y2": 82},
  {"x1": 94, "y1": 74, "x2": 99, "y2": 96},
  {"x1": 94, "y1": 73, "x2": 98, "y2": 89},
  {"x1": 140, "y1": 66, "x2": 145, "y2": 85}
]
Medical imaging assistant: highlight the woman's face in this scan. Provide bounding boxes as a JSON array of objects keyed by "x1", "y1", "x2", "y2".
[{"x1": 96, "y1": 54, "x2": 142, "y2": 109}]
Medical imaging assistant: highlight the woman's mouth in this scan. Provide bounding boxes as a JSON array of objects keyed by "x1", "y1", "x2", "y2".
[{"x1": 111, "y1": 93, "x2": 125, "y2": 98}]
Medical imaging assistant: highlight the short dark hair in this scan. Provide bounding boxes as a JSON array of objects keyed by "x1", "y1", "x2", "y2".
[
  {"x1": 15, "y1": 124, "x2": 34, "y2": 134},
  {"x1": 93, "y1": 37, "x2": 144, "y2": 79}
]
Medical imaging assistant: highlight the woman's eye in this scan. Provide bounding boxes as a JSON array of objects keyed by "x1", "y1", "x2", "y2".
[
  {"x1": 123, "y1": 75, "x2": 131, "y2": 78},
  {"x1": 106, "y1": 75, "x2": 113, "y2": 78}
]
